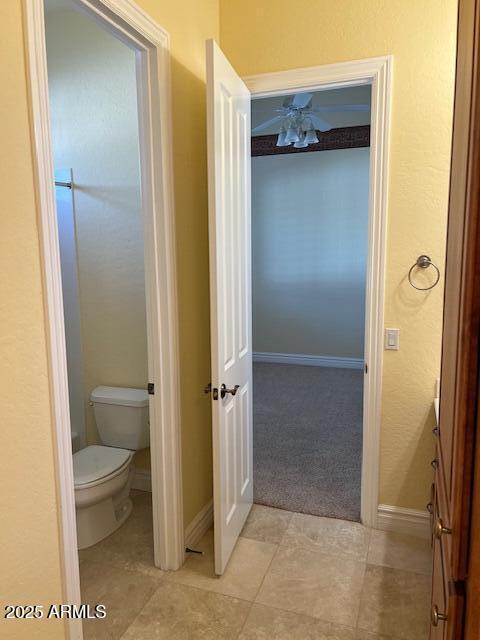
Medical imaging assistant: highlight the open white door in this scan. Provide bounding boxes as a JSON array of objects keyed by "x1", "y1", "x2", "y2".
[{"x1": 206, "y1": 39, "x2": 253, "y2": 575}]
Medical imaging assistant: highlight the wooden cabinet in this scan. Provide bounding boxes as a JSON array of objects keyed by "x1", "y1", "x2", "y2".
[
  {"x1": 430, "y1": 440, "x2": 465, "y2": 639},
  {"x1": 431, "y1": 533, "x2": 448, "y2": 640},
  {"x1": 430, "y1": 0, "x2": 480, "y2": 638}
]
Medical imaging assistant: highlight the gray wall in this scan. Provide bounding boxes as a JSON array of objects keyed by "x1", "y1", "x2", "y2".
[{"x1": 252, "y1": 148, "x2": 370, "y2": 359}]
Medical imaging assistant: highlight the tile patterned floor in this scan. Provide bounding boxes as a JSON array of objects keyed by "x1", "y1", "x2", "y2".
[{"x1": 79, "y1": 495, "x2": 432, "y2": 640}]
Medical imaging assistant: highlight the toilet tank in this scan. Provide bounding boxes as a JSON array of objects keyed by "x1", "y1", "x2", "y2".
[{"x1": 91, "y1": 386, "x2": 150, "y2": 450}]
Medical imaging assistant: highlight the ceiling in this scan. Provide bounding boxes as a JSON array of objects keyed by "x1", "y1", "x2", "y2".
[{"x1": 251, "y1": 85, "x2": 371, "y2": 136}]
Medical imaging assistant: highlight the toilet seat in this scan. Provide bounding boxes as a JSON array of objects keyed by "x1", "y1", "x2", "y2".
[{"x1": 74, "y1": 445, "x2": 133, "y2": 488}]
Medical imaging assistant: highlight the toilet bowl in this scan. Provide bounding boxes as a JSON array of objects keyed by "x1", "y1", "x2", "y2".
[
  {"x1": 74, "y1": 445, "x2": 135, "y2": 549},
  {"x1": 73, "y1": 386, "x2": 149, "y2": 549}
]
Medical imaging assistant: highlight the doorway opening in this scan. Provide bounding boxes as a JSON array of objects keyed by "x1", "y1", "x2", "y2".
[
  {"x1": 251, "y1": 85, "x2": 371, "y2": 522},
  {"x1": 26, "y1": 0, "x2": 183, "y2": 636},
  {"x1": 44, "y1": 0, "x2": 160, "y2": 620}
]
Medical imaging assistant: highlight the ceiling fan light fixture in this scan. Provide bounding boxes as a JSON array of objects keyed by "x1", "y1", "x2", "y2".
[
  {"x1": 293, "y1": 130, "x2": 308, "y2": 148},
  {"x1": 276, "y1": 126, "x2": 290, "y2": 147},
  {"x1": 285, "y1": 123, "x2": 300, "y2": 144},
  {"x1": 305, "y1": 127, "x2": 319, "y2": 144}
]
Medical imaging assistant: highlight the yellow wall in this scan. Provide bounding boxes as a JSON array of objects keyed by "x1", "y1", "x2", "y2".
[
  {"x1": 135, "y1": 0, "x2": 219, "y2": 524},
  {"x1": 219, "y1": 0, "x2": 458, "y2": 510},
  {"x1": 0, "y1": 2, "x2": 66, "y2": 638},
  {"x1": 0, "y1": 1, "x2": 217, "y2": 636}
]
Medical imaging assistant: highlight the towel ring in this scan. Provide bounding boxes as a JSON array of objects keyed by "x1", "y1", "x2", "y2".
[{"x1": 408, "y1": 255, "x2": 440, "y2": 291}]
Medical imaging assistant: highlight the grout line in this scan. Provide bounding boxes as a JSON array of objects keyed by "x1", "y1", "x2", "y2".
[
  {"x1": 251, "y1": 541, "x2": 281, "y2": 604},
  {"x1": 160, "y1": 578, "x2": 261, "y2": 606},
  {"x1": 353, "y1": 558, "x2": 368, "y2": 632},
  {"x1": 235, "y1": 601, "x2": 255, "y2": 639},
  {"x1": 117, "y1": 577, "x2": 165, "y2": 639},
  {"x1": 276, "y1": 512, "x2": 294, "y2": 547}
]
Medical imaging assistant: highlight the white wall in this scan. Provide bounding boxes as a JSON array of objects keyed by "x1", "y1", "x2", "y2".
[
  {"x1": 45, "y1": 6, "x2": 148, "y2": 453},
  {"x1": 252, "y1": 148, "x2": 370, "y2": 359}
]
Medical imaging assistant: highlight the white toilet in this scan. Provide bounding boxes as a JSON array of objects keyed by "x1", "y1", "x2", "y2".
[{"x1": 73, "y1": 386, "x2": 149, "y2": 550}]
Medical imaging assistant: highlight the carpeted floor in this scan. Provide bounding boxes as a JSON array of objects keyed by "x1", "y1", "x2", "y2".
[{"x1": 253, "y1": 362, "x2": 363, "y2": 522}]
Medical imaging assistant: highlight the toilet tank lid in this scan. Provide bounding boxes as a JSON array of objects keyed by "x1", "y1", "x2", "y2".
[{"x1": 91, "y1": 386, "x2": 149, "y2": 407}]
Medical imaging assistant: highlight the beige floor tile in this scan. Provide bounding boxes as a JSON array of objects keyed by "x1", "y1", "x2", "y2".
[
  {"x1": 169, "y1": 529, "x2": 277, "y2": 601},
  {"x1": 355, "y1": 632, "x2": 393, "y2": 640},
  {"x1": 357, "y1": 564, "x2": 431, "y2": 639},
  {"x1": 78, "y1": 549, "x2": 88, "y2": 565},
  {"x1": 256, "y1": 544, "x2": 365, "y2": 627},
  {"x1": 241, "y1": 505, "x2": 293, "y2": 544},
  {"x1": 80, "y1": 560, "x2": 160, "y2": 639},
  {"x1": 79, "y1": 492, "x2": 164, "y2": 579},
  {"x1": 239, "y1": 603, "x2": 356, "y2": 639},
  {"x1": 367, "y1": 530, "x2": 432, "y2": 576},
  {"x1": 281, "y1": 512, "x2": 370, "y2": 561},
  {"x1": 120, "y1": 581, "x2": 251, "y2": 639}
]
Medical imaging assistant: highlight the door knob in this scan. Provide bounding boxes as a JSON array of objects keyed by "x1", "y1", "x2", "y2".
[
  {"x1": 220, "y1": 384, "x2": 240, "y2": 399},
  {"x1": 431, "y1": 604, "x2": 447, "y2": 626},
  {"x1": 434, "y1": 518, "x2": 452, "y2": 539}
]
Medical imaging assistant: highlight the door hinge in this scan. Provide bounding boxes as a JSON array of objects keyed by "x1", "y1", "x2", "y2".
[
  {"x1": 203, "y1": 382, "x2": 218, "y2": 400},
  {"x1": 147, "y1": 382, "x2": 155, "y2": 395},
  {"x1": 204, "y1": 383, "x2": 219, "y2": 400},
  {"x1": 364, "y1": 363, "x2": 368, "y2": 374}
]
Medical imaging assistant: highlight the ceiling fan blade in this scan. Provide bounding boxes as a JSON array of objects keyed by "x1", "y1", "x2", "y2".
[
  {"x1": 251, "y1": 115, "x2": 284, "y2": 134},
  {"x1": 312, "y1": 104, "x2": 370, "y2": 112},
  {"x1": 282, "y1": 92, "x2": 313, "y2": 109},
  {"x1": 309, "y1": 114, "x2": 332, "y2": 132},
  {"x1": 291, "y1": 92, "x2": 314, "y2": 108}
]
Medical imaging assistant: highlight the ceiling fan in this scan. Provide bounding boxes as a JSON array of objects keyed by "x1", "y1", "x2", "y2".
[{"x1": 252, "y1": 93, "x2": 370, "y2": 148}]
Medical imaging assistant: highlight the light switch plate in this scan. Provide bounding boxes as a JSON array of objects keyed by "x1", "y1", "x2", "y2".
[{"x1": 385, "y1": 328, "x2": 400, "y2": 350}]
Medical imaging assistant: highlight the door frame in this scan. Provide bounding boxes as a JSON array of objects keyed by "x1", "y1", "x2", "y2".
[
  {"x1": 244, "y1": 55, "x2": 392, "y2": 527},
  {"x1": 24, "y1": 0, "x2": 184, "y2": 636}
]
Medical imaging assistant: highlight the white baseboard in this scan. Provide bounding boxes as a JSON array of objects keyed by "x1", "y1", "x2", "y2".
[
  {"x1": 184, "y1": 499, "x2": 213, "y2": 549},
  {"x1": 377, "y1": 504, "x2": 430, "y2": 539},
  {"x1": 131, "y1": 467, "x2": 152, "y2": 492},
  {"x1": 253, "y1": 351, "x2": 364, "y2": 370}
]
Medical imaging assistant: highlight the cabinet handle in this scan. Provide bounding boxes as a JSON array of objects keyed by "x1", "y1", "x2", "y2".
[
  {"x1": 431, "y1": 604, "x2": 447, "y2": 626},
  {"x1": 431, "y1": 458, "x2": 439, "y2": 470},
  {"x1": 426, "y1": 502, "x2": 433, "y2": 514},
  {"x1": 434, "y1": 518, "x2": 452, "y2": 539}
]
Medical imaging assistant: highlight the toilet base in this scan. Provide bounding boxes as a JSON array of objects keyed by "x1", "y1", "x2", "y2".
[
  {"x1": 76, "y1": 464, "x2": 134, "y2": 550},
  {"x1": 77, "y1": 495, "x2": 132, "y2": 550}
]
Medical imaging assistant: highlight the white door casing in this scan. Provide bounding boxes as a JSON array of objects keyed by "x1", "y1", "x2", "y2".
[{"x1": 206, "y1": 39, "x2": 253, "y2": 575}]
